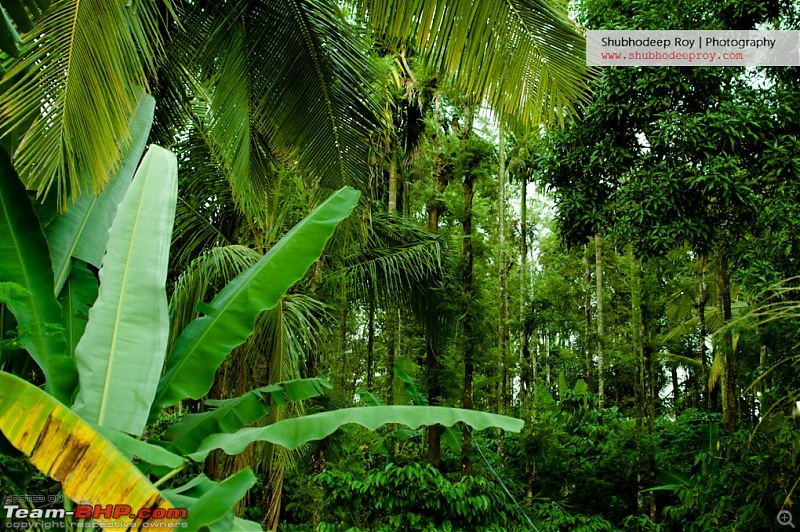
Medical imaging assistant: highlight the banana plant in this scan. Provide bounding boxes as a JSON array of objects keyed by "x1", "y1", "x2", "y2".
[{"x1": 0, "y1": 108, "x2": 525, "y2": 532}]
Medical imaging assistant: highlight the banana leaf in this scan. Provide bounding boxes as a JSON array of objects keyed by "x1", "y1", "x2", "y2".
[
  {"x1": 0, "y1": 371, "x2": 179, "y2": 529},
  {"x1": 0, "y1": 149, "x2": 76, "y2": 403},
  {"x1": 188, "y1": 406, "x2": 524, "y2": 461},
  {"x1": 71, "y1": 146, "x2": 178, "y2": 435},
  {"x1": 152, "y1": 187, "x2": 359, "y2": 414}
]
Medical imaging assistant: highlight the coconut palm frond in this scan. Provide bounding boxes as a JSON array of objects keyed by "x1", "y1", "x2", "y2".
[
  {"x1": 235, "y1": 294, "x2": 328, "y2": 531},
  {"x1": 327, "y1": 213, "x2": 443, "y2": 305},
  {"x1": 171, "y1": 123, "x2": 248, "y2": 268},
  {"x1": 357, "y1": 0, "x2": 593, "y2": 125},
  {"x1": 0, "y1": 0, "x2": 169, "y2": 209},
  {"x1": 244, "y1": 0, "x2": 383, "y2": 190},
  {"x1": 656, "y1": 351, "x2": 703, "y2": 369}
]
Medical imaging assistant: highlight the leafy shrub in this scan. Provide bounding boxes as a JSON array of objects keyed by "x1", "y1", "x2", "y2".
[{"x1": 314, "y1": 462, "x2": 515, "y2": 530}]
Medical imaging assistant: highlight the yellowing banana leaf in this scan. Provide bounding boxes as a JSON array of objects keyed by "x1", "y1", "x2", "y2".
[
  {"x1": 188, "y1": 406, "x2": 524, "y2": 461},
  {"x1": 46, "y1": 95, "x2": 155, "y2": 295},
  {"x1": 152, "y1": 187, "x2": 360, "y2": 414},
  {"x1": 0, "y1": 371, "x2": 179, "y2": 529},
  {"x1": 94, "y1": 425, "x2": 186, "y2": 471},
  {"x1": 0, "y1": 149, "x2": 76, "y2": 404},
  {"x1": 72, "y1": 146, "x2": 178, "y2": 435}
]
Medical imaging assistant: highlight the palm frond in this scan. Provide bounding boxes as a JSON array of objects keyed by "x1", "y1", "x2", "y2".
[
  {"x1": 326, "y1": 212, "x2": 443, "y2": 305},
  {"x1": 356, "y1": 0, "x2": 593, "y2": 125},
  {"x1": 0, "y1": 0, "x2": 169, "y2": 209},
  {"x1": 245, "y1": 0, "x2": 383, "y2": 190}
]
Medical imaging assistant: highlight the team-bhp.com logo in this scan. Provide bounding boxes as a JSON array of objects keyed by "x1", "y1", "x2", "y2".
[{"x1": 4, "y1": 503, "x2": 188, "y2": 528}]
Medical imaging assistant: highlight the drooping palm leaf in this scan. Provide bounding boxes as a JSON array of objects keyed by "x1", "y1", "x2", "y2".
[
  {"x1": 72, "y1": 146, "x2": 178, "y2": 435},
  {"x1": 152, "y1": 187, "x2": 360, "y2": 414},
  {"x1": 357, "y1": 0, "x2": 593, "y2": 125},
  {"x1": 0, "y1": 149, "x2": 76, "y2": 403},
  {"x1": 0, "y1": 371, "x2": 180, "y2": 530},
  {"x1": 327, "y1": 212, "x2": 443, "y2": 306},
  {"x1": 153, "y1": 0, "x2": 383, "y2": 194},
  {"x1": 0, "y1": 0, "x2": 167, "y2": 209}
]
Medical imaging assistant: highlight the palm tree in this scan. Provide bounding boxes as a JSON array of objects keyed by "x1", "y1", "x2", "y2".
[{"x1": 0, "y1": 0, "x2": 590, "y2": 210}]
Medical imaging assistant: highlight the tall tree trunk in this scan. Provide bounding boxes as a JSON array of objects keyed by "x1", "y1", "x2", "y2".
[
  {"x1": 545, "y1": 330, "x2": 551, "y2": 390},
  {"x1": 631, "y1": 254, "x2": 645, "y2": 515},
  {"x1": 460, "y1": 107, "x2": 476, "y2": 476},
  {"x1": 758, "y1": 344, "x2": 768, "y2": 417},
  {"x1": 425, "y1": 95, "x2": 446, "y2": 468},
  {"x1": 697, "y1": 253, "x2": 710, "y2": 411},
  {"x1": 520, "y1": 172, "x2": 531, "y2": 405},
  {"x1": 583, "y1": 244, "x2": 594, "y2": 391},
  {"x1": 338, "y1": 305, "x2": 348, "y2": 396},
  {"x1": 498, "y1": 123, "x2": 508, "y2": 415},
  {"x1": 595, "y1": 233, "x2": 605, "y2": 408},
  {"x1": 718, "y1": 253, "x2": 736, "y2": 433},
  {"x1": 366, "y1": 287, "x2": 375, "y2": 390},
  {"x1": 671, "y1": 364, "x2": 681, "y2": 412},
  {"x1": 388, "y1": 133, "x2": 398, "y2": 213},
  {"x1": 386, "y1": 309, "x2": 396, "y2": 404}
]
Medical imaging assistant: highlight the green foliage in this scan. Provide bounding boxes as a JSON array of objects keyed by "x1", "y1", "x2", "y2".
[
  {"x1": 314, "y1": 462, "x2": 512, "y2": 530},
  {"x1": 0, "y1": 148, "x2": 76, "y2": 403}
]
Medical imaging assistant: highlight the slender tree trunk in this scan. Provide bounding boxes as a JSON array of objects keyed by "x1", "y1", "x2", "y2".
[
  {"x1": 595, "y1": 233, "x2": 605, "y2": 408},
  {"x1": 388, "y1": 133, "x2": 398, "y2": 214},
  {"x1": 367, "y1": 288, "x2": 375, "y2": 390},
  {"x1": 697, "y1": 253, "x2": 710, "y2": 411},
  {"x1": 386, "y1": 310, "x2": 396, "y2": 404},
  {"x1": 304, "y1": 260, "x2": 324, "y2": 378},
  {"x1": 718, "y1": 253, "x2": 735, "y2": 433},
  {"x1": 671, "y1": 364, "x2": 681, "y2": 412},
  {"x1": 759, "y1": 344, "x2": 768, "y2": 417},
  {"x1": 520, "y1": 173, "x2": 531, "y2": 405},
  {"x1": 583, "y1": 244, "x2": 594, "y2": 391},
  {"x1": 545, "y1": 330, "x2": 551, "y2": 390},
  {"x1": 498, "y1": 123, "x2": 508, "y2": 414},
  {"x1": 425, "y1": 95, "x2": 446, "y2": 468},
  {"x1": 631, "y1": 254, "x2": 645, "y2": 515},
  {"x1": 339, "y1": 305, "x2": 348, "y2": 395},
  {"x1": 460, "y1": 107, "x2": 476, "y2": 476}
]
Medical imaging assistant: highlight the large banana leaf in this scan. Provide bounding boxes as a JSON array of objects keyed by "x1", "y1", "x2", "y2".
[
  {"x1": 0, "y1": 149, "x2": 76, "y2": 404},
  {"x1": 152, "y1": 187, "x2": 360, "y2": 414},
  {"x1": 0, "y1": 371, "x2": 180, "y2": 529},
  {"x1": 95, "y1": 425, "x2": 186, "y2": 471},
  {"x1": 188, "y1": 406, "x2": 524, "y2": 461},
  {"x1": 162, "y1": 378, "x2": 331, "y2": 456},
  {"x1": 72, "y1": 146, "x2": 178, "y2": 436},
  {"x1": 163, "y1": 473, "x2": 261, "y2": 532},
  {"x1": 46, "y1": 95, "x2": 156, "y2": 295},
  {"x1": 58, "y1": 259, "x2": 97, "y2": 359}
]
